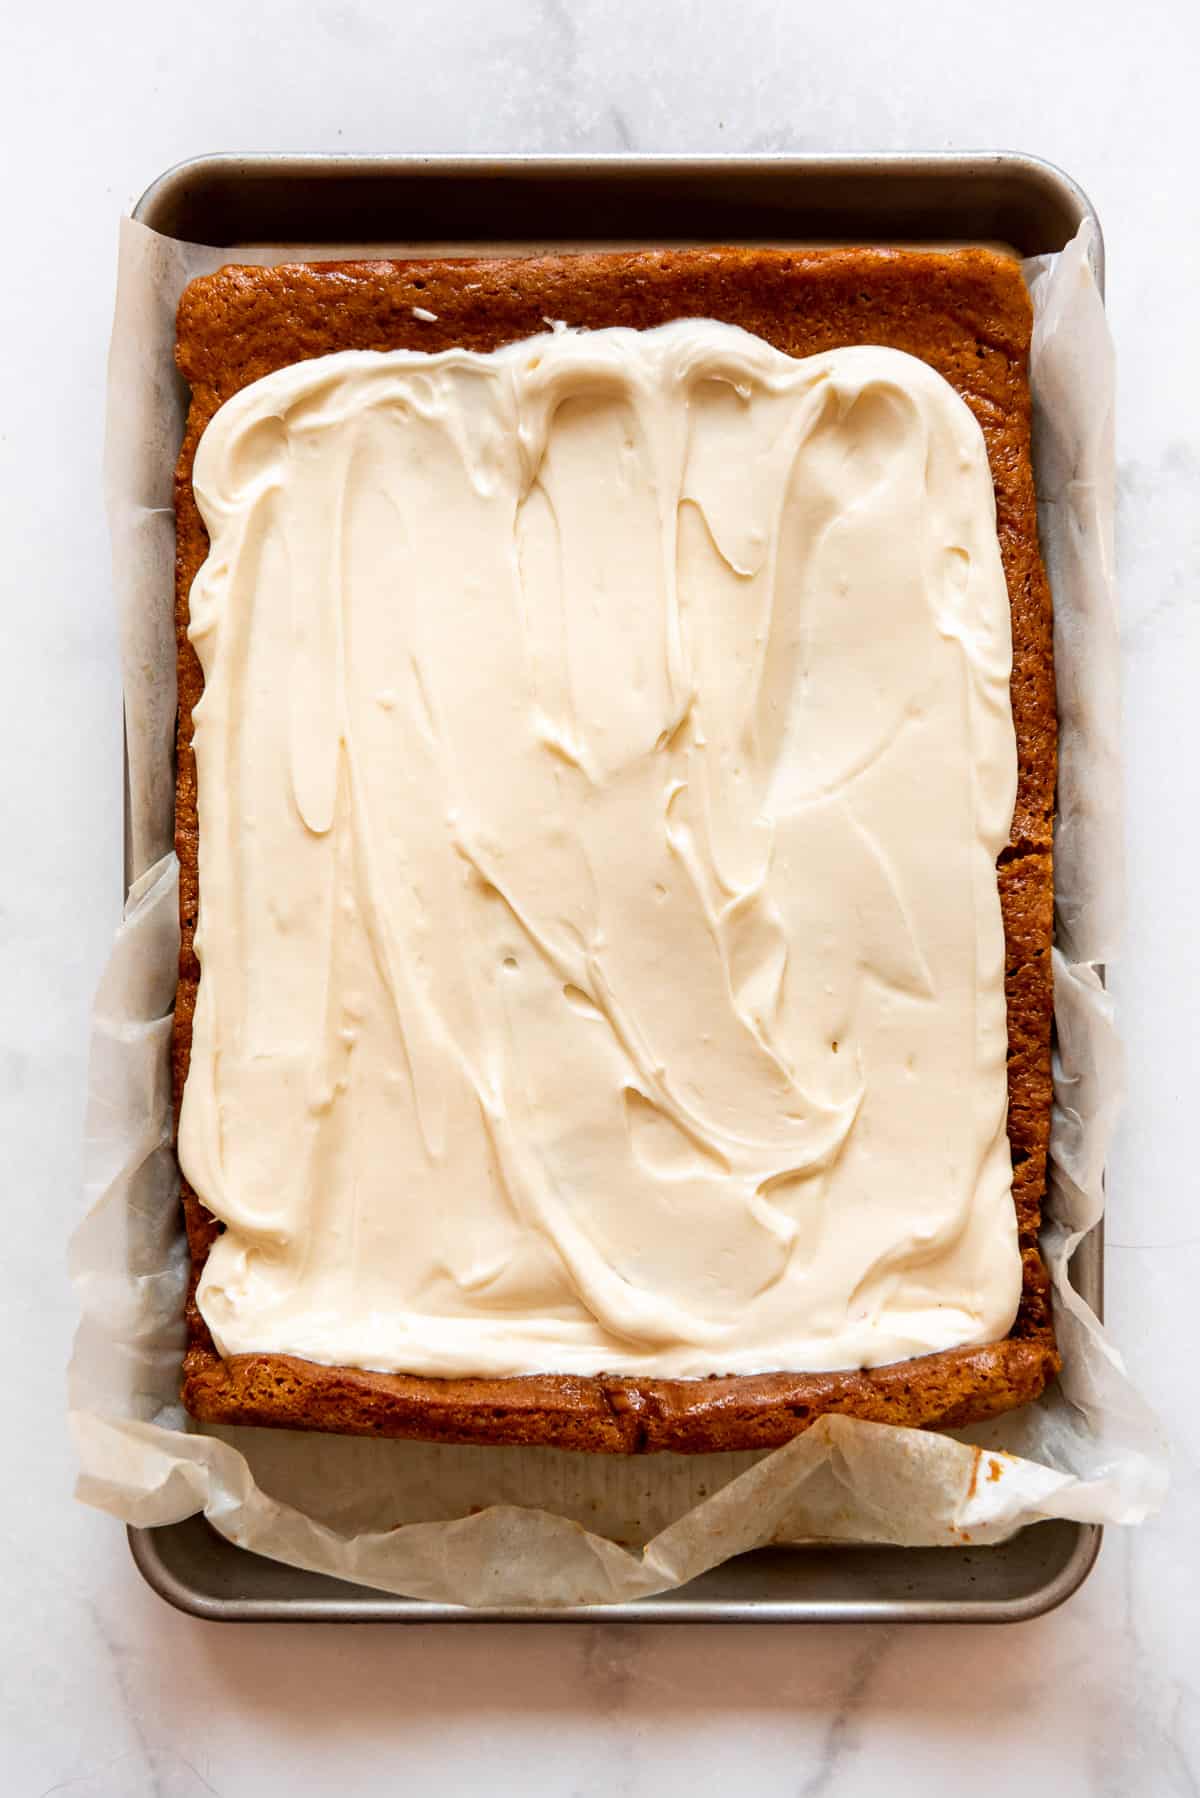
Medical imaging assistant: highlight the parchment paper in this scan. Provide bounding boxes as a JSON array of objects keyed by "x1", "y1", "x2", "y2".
[{"x1": 70, "y1": 218, "x2": 1166, "y2": 1607}]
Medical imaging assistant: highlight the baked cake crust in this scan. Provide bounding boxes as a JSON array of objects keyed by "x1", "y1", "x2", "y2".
[{"x1": 174, "y1": 247, "x2": 1058, "y2": 1453}]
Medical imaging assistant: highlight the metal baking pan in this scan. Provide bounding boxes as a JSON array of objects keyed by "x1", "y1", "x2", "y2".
[{"x1": 127, "y1": 150, "x2": 1104, "y2": 1624}]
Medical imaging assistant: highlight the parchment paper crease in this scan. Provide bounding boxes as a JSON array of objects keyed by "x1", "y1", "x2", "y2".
[{"x1": 70, "y1": 218, "x2": 1166, "y2": 1607}]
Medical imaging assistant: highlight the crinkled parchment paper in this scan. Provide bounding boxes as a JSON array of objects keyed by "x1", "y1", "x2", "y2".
[{"x1": 70, "y1": 218, "x2": 1166, "y2": 1608}]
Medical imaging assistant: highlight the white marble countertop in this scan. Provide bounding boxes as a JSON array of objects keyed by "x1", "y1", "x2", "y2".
[{"x1": 3, "y1": 0, "x2": 1196, "y2": 1791}]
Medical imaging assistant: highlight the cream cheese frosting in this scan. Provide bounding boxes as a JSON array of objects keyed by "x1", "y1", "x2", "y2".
[{"x1": 182, "y1": 320, "x2": 1022, "y2": 1380}]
